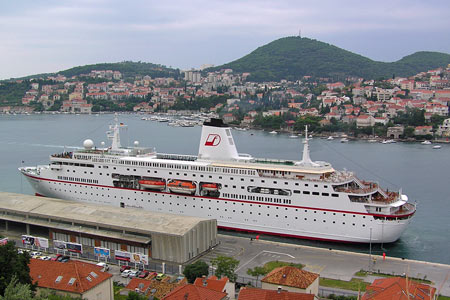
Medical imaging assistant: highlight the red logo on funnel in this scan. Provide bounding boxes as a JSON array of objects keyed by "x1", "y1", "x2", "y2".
[{"x1": 205, "y1": 134, "x2": 221, "y2": 146}]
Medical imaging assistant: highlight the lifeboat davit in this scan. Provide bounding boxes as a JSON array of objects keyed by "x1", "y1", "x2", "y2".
[
  {"x1": 139, "y1": 179, "x2": 165, "y2": 190},
  {"x1": 167, "y1": 180, "x2": 196, "y2": 194},
  {"x1": 201, "y1": 183, "x2": 219, "y2": 192}
]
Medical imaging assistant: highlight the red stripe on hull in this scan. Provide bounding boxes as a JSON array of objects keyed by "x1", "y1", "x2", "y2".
[{"x1": 35, "y1": 193, "x2": 46, "y2": 197}]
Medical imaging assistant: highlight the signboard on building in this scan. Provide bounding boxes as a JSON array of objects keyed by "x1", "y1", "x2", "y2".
[
  {"x1": 53, "y1": 240, "x2": 66, "y2": 249},
  {"x1": 131, "y1": 253, "x2": 148, "y2": 265},
  {"x1": 66, "y1": 242, "x2": 83, "y2": 254},
  {"x1": 115, "y1": 250, "x2": 131, "y2": 261},
  {"x1": 35, "y1": 237, "x2": 49, "y2": 248},
  {"x1": 94, "y1": 247, "x2": 111, "y2": 258},
  {"x1": 22, "y1": 235, "x2": 35, "y2": 246}
]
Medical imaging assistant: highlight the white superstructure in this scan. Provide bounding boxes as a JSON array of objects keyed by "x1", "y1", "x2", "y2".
[{"x1": 20, "y1": 117, "x2": 416, "y2": 243}]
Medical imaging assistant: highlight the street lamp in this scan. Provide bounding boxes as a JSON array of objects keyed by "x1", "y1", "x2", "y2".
[{"x1": 369, "y1": 228, "x2": 372, "y2": 272}]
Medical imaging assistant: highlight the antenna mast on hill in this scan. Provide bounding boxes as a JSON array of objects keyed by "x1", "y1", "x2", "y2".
[{"x1": 298, "y1": 28, "x2": 302, "y2": 37}]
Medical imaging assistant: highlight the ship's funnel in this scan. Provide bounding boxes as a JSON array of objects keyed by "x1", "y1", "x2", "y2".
[{"x1": 198, "y1": 119, "x2": 240, "y2": 161}]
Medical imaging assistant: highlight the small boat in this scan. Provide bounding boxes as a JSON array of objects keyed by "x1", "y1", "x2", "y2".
[
  {"x1": 139, "y1": 179, "x2": 165, "y2": 190},
  {"x1": 327, "y1": 136, "x2": 334, "y2": 140},
  {"x1": 201, "y1": 183, "x2": 219, "y2": 192},
  {"x1": 382, "y1": 139, "x2": 395, "y2": 144},
  {"x1": 269, "y1": 131, "x2": 277, "y2": 134},
  {"x1": 368, "y1": 139, "x2": 377, "y2": 143},
  {"x1": 289, "y1": 134, "x2": 299, "y2": 138},
  {"x1": 340, "y1": 138, "x2": 349, "y2": 143},
  {"x1": 167, "y1": 180, "x2": 196, "y2": 194},
  {"x1": 432, "y1": 145, "x2": 441, "y2": 149},
  {"x1": 421, "y1": 140, "x2": 432, "y2": 145}
]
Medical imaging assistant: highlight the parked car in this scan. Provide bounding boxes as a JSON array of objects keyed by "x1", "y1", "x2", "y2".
[
  {"x1": 39, "y1": 256, "x2": 51, "y2": 260},
  {"x1": 121, "y1": 270, "x2": 132, "y2": 278},
  {"x1": 59, "y1": 256, "x2": 70, "y2": 263},
  {"x1": 156, "y1": 273, "x2": 166, "y2": 281},
  {"x1": 120, "y1": 265, "x2": 131, "y2": 273},
  {"x1": 96, "y1": 262, "x2": 109, "y2": 271},
  {"x1": 129, "y1": 270, "x2": 139, "y2": 278},
  {"x1": 138, "y1": 270, "x2": 149, "y2": 278},
  {"x1": 51, "y1": 254, "x2": 62, "y2": 261}
]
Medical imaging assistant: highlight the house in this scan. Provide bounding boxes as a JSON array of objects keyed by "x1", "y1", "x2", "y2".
[
  {"x1": 223, "y1": 113, "x2": 236, "y2": 123},
  {"x1": 362, "y1": 277, "x2": 436, "y2": 300},
  {"x1": 261, "y1": 266, "x2": 319, "y2": 296},
  {"x1": 162, "y1": 284, "x2": 227, "y2": 300},
  {"x1": 414, "y1": 126, "x2": 433, "y2": 136},
  {"x1": 29, "y1": 259, "x2": 113, "y2": 300},
  {"x1": 238, "y1": 287, "x2": 315, "y2": 300},
  {"x1": 326, "y1": 82, "x2": 345, "y2": 90},
  {"x1": 194, "y1": 275, "x2": 235, "y2": 299},
  {"x1": 356, "y1": 115, "x2": 375, "y2": 128}
]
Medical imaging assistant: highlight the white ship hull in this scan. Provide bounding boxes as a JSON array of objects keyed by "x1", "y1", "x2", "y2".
[{"x1": 22, "y1": 170, "x2": 412, "y2": 243}]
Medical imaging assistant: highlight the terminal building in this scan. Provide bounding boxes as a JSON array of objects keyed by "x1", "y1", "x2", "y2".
[{"x1": 0, "y1": 192, "x2": 217, "y2": 264}]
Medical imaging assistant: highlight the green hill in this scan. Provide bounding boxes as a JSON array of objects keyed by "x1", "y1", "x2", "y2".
[
  {"x1": 8, "y1": 61, "x2": 180, "y2": 81},
  {"x1": 212, "y1": 37, "x2": 450, "y2": 81},
  {"x1": 59, "y1": 61, "x2": 180, "y2": 79}
]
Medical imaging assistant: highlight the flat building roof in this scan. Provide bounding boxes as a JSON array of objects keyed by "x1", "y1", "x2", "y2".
[{"x1": 0, "y1": 192, "x2": 212, "y2": 238}]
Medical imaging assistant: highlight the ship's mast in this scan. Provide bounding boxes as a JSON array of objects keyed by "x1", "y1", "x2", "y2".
[
  {"x1": 296, "y1": 125, "x2": 319, "y2": 167},
  {"x1": 108, "y1": 114, "x2": 126, "y2": 151}
]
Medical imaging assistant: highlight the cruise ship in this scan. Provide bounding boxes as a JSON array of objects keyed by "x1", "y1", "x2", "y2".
[{"x1": 20, "y1": 117, "x2": 416, "y2": 243}]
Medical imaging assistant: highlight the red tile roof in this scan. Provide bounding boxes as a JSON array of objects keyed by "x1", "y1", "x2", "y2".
[
  {"x1": 126, "y1": 278, "x2": 153, "y2": 293},
  {"x1": 163, "y1": 284, "x2": 227, "y2": 300},
  {"x1": 261, "y1": 266, "x2": 319, "y2": 289},
  {"x1": 193, "y1": 276, "x2": 228, "y2": 292},
  {"x1": 362, "y1": 277, "x2": 436, "y2": 300},
  {"x1": 238, "y1": 287, "x2": 315, "y2": 300},
  {"x1": 29, "y1": 259, "x2": 112, "y2": 294}
]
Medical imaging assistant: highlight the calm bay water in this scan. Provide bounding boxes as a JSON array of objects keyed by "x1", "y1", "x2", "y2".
[{"x1": 1, "y1": 113, "x2": 449, "y2": 264}]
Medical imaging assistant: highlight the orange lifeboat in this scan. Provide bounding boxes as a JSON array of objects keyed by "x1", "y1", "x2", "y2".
[
  {"x1": 167, "y1": 180, "x2": 196, "y2": 194},
  {"x1": 139, "y1": 179, "x2": 165, "y2": 190},
  {"x1": 201, "y1": 183, "x2": 219, "y2": 192}
]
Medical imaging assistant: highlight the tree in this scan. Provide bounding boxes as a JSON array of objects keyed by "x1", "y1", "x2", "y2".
[
  {"x1": 246, "y1": 266, "x2": 267, "y2": 282},
  {"x1": 0, "y1": 277, "x2": 33, "y2": 300},
  {"x1": 183, "y1": 260, "x2": 209, "y2": 283},
  {"x1": 211, "y1": 255, "x2": 240, "y2": 282},
  {"x1": 0, "y1": 242, "x2": 35, "y2": 296}
]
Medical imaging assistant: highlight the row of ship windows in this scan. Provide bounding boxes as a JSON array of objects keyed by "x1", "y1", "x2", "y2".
[
  {"x1": 63, "y1": 163, "x2": 326, "y2": 189},
  {"x1": 118, "y1": 160, "x2": 258, "y2": 176},
  {"x1": 57, "y1": 176, "x2": 98, "y2": 184},
  {"x1": 223, "y1": 193, "x2": 292, "y2": 204}
]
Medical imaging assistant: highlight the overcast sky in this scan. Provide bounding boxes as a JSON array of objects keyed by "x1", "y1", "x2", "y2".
[{"x1": 1, "y1": 0, "x2": 450, "y2": 79}]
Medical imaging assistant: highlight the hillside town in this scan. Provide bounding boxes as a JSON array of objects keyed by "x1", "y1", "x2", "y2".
[{"x1": 1, "y1": 64, "x2": 450, "y2": 139}]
